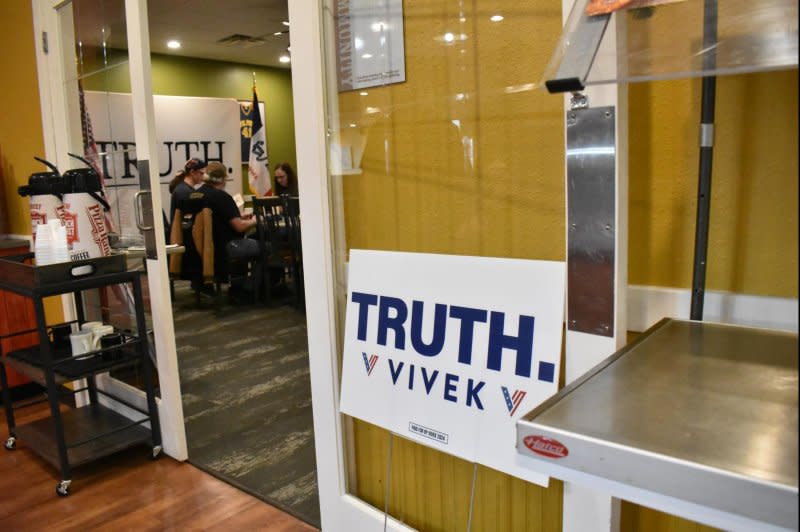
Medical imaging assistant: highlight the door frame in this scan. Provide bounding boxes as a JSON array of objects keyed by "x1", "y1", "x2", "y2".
[
  {"x1": 288, "y1": 1, "x2": 412, "y2": 530},
  {"x1": 31, "y1": 0, "x2": 187, "y2": 460}
]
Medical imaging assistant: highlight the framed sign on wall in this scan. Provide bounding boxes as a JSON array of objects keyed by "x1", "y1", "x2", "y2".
[{"x1": 334, "y1": 0, "x2": 406, "y2": 91}]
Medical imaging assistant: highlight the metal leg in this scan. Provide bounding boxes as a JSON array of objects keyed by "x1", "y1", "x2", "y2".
[
  {"x1": 0, "y1": 361, "x2": 16, "y2": 443},
  {"x1": 35, "y1": 298, "x2": 72, "y2": 484},
  {"x1": 87, "y1": 375, "x2": 98, "y2": 405},
  {"x1": 131, "y1": 277, "x2": 162, "y2": 453}
]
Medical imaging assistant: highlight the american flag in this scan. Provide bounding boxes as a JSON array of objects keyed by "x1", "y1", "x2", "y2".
[{"x1": 78, "y1": 80, "x2": 114, "y2": 232}]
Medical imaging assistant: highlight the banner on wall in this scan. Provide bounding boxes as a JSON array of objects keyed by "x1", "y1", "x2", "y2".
[
  {"x1": 84, "y1": 91, "x2": 241, "y2": 239},
  {"x1": 340, "y1": 250, "x2": 565, "y2": 485},
  {"x1": 335, "y1": 0, "x2": 406, "y2": 91}
]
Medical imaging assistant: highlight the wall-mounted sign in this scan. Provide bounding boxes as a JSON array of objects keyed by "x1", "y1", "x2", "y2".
[
  {"x1": 340, "y1": 250, "x2": 565, "y2": 485},
  {"x1": 84, "y1": 91, "x2": 241, "y2": 240},
  {"x1": 335, "y1": 0, "x2": 406, "y2": 91}
]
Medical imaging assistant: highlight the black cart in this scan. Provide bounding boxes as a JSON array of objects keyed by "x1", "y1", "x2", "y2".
[{"x1": 0, "y1": 253, "x2": 162, "y2": 496}]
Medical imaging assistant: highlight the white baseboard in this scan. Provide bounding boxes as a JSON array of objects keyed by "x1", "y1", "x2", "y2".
[{"x1": 628, "y1": 285, "x2": 798, "y2": 333}]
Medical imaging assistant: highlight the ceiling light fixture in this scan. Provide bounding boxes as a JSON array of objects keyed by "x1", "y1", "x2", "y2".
[
  {"x1": 360, "y1": 91, "x2": 369, "y2": 96},
  {"x1": 443, "y1": 32, "x2": 455, "y2": 43},
  {"x1": 282, "y1": 21, "x2": 290, "y2": 26},
  {"x1": 490, "y1": 15, "x2": 504, "y2": 22},
  {"x1": 361, "y1": 53, "x2": 373, "y2": 59},
  {"x1": 167, "y1": 39, "x2": 181, "y2": 49},
  {"x1": 279, "y1": 55, "x2": 291, "y2": 63},
  {"x1": 273, "y1": 31, "x2": 283, "y2": 36}
]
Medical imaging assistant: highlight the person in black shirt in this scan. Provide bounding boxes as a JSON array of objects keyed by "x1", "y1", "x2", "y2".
[
  {"x1": 198, "y1": 162, "x2": 257, "y2": 281},
  {"x1": 168, "y1": 158, "x2": 207, "y2": 224}
]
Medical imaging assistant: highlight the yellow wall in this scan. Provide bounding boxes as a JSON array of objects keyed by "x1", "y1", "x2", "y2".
[
  {"x1": 338, "y1": 1, "x2": 797, "y2": 531},
  {"x1": 0, "y1": 1, "x2": 47, "y2": 237},
  {"x1": 0, "y1": 1, "x2": 63, "y2": 323},
  {"x1": 629, "y1": 72, "x2": 798, "y2": 297}
]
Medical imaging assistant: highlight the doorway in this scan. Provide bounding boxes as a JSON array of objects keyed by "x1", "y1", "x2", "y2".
[{"x1": 142, "y1": 0, "x2": 320, "y2": 526}]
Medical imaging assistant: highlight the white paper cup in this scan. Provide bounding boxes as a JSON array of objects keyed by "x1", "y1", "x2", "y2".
[{"x1": 69, "y1": 329, "x2": 94, "y2": 356}]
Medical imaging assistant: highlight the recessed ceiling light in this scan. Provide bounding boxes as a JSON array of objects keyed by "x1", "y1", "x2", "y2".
[
  {"x1": 273, "y1": 31, "x2": 283, "y2": 36},
  {"x1": 279, "y1": 55, "x2": 291, "y2": 63},
  {"x1": 361, "y1": 53, "x2": 373, "y2": 59},
  {"x1": 443, "y1": 32, "x2": 455, "y2": 43},
  {"x1": 359, "y1": 91, "x2": 368, "y2": 96},
  {"x1": 349, "y1": 123, "x2": 357, "y2": 128},
  {"x1": 167, "y1": 40, "x2": 181, "y2": 49},
  {"x1": 282, "y1": 21, "x2": 290, "y2": 26},
  {"x1": 490, "y1": 15, "x2": 504, "y2": 22}
]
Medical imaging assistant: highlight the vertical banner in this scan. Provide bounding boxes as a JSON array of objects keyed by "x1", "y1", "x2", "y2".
[
  {"x1": 335, "y1": 0, "x2": 406, "y2": 91},
  {"x1": 240, "y1": 100, "x2": 266, "y2": 162},
  {"x1": 340, "y1": 250, "x2": 565, "y2": 485}
]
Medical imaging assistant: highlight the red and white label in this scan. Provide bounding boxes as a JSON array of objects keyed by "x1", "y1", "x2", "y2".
[{"x1": 523, "y1": 435, "x2": 569, "y2": 458}]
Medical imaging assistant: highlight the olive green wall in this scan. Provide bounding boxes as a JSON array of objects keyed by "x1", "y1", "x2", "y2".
[{"x1": 83, "y1": 53, "x2": 296, "y2": 195}]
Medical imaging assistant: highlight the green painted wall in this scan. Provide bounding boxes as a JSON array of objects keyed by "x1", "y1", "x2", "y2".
[{"x1": 83, "y1": 53, "x2": 296, "y2": 195}]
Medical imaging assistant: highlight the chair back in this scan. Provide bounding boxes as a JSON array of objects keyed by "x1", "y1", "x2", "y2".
[
  {"x1": 169, "y1": 193, "x2": 214, "y2": 283},
  {"x1": 253, "y1": 197, "x2": 287, "y2": 264}
]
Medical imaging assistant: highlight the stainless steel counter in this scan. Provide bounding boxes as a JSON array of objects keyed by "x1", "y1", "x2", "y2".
[{"x1": 517, "y1": 318, "x2": 798, "y2": 530}]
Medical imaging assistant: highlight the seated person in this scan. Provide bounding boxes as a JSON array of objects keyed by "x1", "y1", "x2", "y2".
[
  {"x1": 198, "y1": 162, "x2": 257, "y2": 282},
  {"x1": 168, "y1": 158, "x2": 207, "y2": 225},
  {"x1": 273, "y1": 162, "x2": 298, "y2": 197}
]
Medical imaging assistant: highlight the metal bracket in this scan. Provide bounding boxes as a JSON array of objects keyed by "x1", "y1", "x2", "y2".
[{"x1": 570, "y1": 92, "x2": 589, "y2": 110}]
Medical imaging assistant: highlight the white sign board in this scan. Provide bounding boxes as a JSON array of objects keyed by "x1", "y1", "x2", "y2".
[
  {"x1": 84, "y1": 91, "x2": 241, "y2": 241},
  {"x1": 340, "y1": 250, "x2": 565, "y2": 485},
  {"x1": 335, "y1": 0, "x2": 406, "y2": 91}
]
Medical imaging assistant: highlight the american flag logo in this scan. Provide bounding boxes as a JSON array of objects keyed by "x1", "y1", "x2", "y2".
[
  {"x1": 501, "y1": 386, "x2": 526, "y2": 417},
  {"x1": 362, "y1": 353, "x2": 378, "y2": 376}
]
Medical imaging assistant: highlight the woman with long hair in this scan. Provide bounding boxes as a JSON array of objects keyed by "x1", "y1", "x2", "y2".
[
  {"x1": 169, "y1": 158, "x2": 207, "y2": 222},
  {"x1": 273, "y1": 162, "x2": 298, "y2": 196}
]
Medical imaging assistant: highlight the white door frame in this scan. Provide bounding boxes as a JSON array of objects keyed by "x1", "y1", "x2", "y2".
[
  {"x1": 289, "y1": 2, "x2": 412, "y2": 530},
  {"x1": 31, "y1": 0, "x2": 187, "y2": 461}
]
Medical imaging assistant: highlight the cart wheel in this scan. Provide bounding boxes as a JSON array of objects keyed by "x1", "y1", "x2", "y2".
[
  {"x1": 4, "y1": 437, "x2": 15, "y2": 450},
  {"x1": 56, "y1": 480, "x2": 71, "y2": 497},
  {"x1": 151, "y1": 445, "x2": 162, "y2": 459}
]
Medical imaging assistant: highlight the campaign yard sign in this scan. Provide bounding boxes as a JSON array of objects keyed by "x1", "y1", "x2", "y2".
[{"x1": 340, "y1": 250, "x2": 565, "y2": 485}]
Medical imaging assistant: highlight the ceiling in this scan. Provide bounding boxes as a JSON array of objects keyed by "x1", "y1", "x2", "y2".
[{"x1": 72, "y1": 0, "x2": 291, "y2": 69}]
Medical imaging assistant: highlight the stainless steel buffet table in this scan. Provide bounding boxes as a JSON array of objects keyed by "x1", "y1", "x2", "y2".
[{"x1": 517, "y1": 318, "x2": 798, "y2": 530}]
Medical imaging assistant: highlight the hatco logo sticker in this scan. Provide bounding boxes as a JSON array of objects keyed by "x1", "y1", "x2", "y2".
[{"x1": 524, "y1": 435, "x2": 569, "y2": 458}]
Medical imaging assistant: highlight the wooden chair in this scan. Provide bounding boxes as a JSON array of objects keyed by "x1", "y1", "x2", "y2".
[{"x1": 169, "y1": 195, "x2": 219, "y2": 300}]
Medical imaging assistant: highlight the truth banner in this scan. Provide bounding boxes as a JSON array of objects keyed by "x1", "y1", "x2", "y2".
[
  {"x1": 340, "y1": 250, "x2": 565, "y2": 485},
  {"x1": 84, "y1": 91, "x2": 240, "y2": 241}
]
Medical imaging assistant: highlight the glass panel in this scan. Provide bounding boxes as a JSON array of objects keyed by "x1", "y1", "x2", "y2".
[
  {"x1": 543, "y1": 0, "x2": 798, "y2": 88},
  {"x1": 323, "y1": 1, "x2": 566, "y2": 529},
  {"x1": 57, "y1": 0, "x2": 156, "y2": 394},
  {"x1": 67, "y1": 0, "x2": 129, "y2": 82}
]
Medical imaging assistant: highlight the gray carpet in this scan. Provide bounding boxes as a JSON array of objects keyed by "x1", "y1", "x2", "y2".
[{"x1": 172, "y1": 283, "x2": 320, "y2": 526}]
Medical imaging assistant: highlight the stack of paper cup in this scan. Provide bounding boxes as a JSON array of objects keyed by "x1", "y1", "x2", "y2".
[{"x1": 34, "y1": 219, "x2": 70, "y2": 265}]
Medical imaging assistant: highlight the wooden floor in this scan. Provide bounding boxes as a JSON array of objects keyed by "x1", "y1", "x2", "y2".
[{"x1": 0, "y1": 399, "x2": 318, "y2": 531}]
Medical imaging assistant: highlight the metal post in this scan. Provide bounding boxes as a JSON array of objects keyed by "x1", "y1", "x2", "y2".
[{"x1": 690, "y1": 0, "x2": 718, "y2": 321}]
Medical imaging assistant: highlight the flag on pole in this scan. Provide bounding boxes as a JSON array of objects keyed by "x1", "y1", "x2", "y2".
[
  {"x1": 78, "y1": 80, "x2": 115, "y2": 232},
  {"x1": 247, "y1": 85, "x2": 271, "y2": 196}
]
